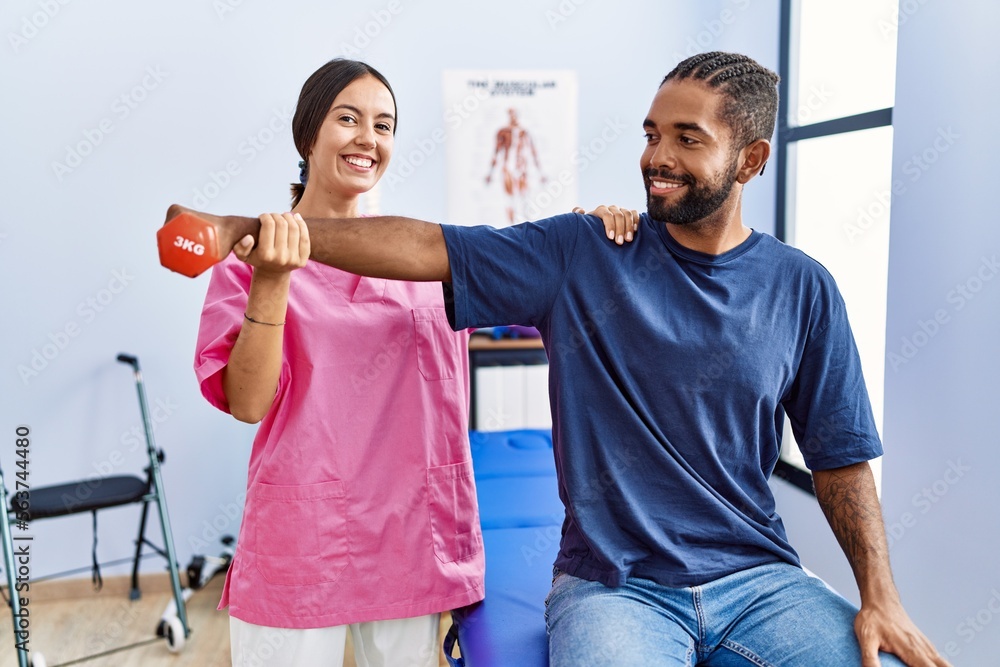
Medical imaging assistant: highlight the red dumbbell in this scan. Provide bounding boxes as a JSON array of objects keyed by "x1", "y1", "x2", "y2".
[
  {"x1": 156, "y1": 212, "x2": 220, "y2": 278},
  {"x1": 157, "y1": 206, "x2": 258, "y2": 278}
]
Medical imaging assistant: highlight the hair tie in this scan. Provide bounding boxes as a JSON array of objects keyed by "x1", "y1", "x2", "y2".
[{"x1": 298, "y1": 160, "x2": 308, "y2": 185}]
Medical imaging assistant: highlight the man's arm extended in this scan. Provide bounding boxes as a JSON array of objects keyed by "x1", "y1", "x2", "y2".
[
  {"x1": 813, "y1": 462, "x2": 950, "y2": 667},
  {"x1": 162, "y1": 205, "x2": 639, "y2": 280},
  {"x1": 299, "y1": 214, "x2": 450, "y2": 282},
  {"x1": 165, "y1": 205, "x2": 451, "y2": 282}
]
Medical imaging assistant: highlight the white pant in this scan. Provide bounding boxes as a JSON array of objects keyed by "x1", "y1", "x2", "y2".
[{"x1": 229, "y1": 614, "x2": 441, "y2": 667}]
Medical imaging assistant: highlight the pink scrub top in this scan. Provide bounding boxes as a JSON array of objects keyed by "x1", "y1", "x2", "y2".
[{"x1": 195, "y1": 254, "x2": 485, "y2": 628}]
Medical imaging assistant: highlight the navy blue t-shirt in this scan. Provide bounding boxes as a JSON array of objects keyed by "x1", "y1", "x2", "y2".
[{"x1": 442, "y1": 213, "x2": 882, "y2": 588}]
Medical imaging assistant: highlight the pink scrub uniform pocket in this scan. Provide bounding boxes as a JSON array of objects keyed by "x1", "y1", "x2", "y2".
[
  {"x1": 426, "y1": 461, "x2": 482, "y2": 564},
  {"x1": 250, "y1": 480, "x2": 350, "y2": 586},
  {"x1": 412, "y1": 308, "x2": 461, "y2": 381}
]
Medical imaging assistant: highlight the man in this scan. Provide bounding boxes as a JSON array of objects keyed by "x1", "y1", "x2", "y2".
[{"x1": 177, "y1": 52, "x2": 947, "y2": 666}]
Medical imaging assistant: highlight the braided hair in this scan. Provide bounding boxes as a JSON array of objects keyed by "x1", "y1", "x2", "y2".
[{"x1": 663, "y1": 52, "x2": 779, "y2": 150}]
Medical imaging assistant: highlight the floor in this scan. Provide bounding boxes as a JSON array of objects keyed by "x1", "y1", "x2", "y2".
[{"x1": 0, "y1": 575, "x2": 453, "y2": 667}]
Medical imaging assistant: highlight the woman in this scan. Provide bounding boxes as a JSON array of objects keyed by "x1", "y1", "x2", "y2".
[
  {"x1": 195, "y1": 57, "x2": 632, "y2": 666},
  {"x1": 195, "y1": 59, "x2": 483, "y2": 666}
]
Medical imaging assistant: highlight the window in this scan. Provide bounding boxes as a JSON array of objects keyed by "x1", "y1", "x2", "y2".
[{"x1": 774, "y1": 0, "x2": 899, "y2": 493}]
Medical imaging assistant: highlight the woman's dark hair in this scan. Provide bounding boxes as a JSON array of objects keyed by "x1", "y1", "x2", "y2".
[{"x1": 290, "y1": 58, "x2": 397, "y2": 207}]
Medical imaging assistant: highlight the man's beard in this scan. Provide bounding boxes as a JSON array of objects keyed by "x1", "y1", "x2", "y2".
[{"x1": 645, "y1": 160, "x2": 739, "y2": 226}]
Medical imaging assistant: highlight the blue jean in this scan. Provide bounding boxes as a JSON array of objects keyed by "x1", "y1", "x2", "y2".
[{"x1": 544, "y1": 562, "x2": 906, "y2": 666}]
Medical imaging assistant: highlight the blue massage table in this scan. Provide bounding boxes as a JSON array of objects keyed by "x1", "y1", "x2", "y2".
[{"x1": 446, "y1": 429, "x2": 561, "y2": 667}]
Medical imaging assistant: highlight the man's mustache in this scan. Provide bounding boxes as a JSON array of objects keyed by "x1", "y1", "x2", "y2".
[{"x1": 643, "y1": 167, "x2": 695, "y2": 187}]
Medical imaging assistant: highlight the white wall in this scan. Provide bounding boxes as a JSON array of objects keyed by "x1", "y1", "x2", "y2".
[
  {"x1": 1, "y1": 0, "x2": 777, "y2": 582},
  {"x1": 881, "y1": 1, "x2": 1000, "y2": 662}
]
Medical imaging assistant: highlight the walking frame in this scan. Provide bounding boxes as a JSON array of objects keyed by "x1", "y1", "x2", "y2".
[{"x1": 1, "y1": 354, "x2": 189, "y2": 666}]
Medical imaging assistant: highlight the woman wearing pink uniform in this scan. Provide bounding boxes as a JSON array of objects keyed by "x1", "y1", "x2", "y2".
[{"x1": 195, "y1": 59, "x2": 482, "y2": 666}]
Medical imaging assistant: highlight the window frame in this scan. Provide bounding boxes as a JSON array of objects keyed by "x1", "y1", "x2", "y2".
[{"x1": 772, "y1": 0, "x2": 894, "y2": 494}]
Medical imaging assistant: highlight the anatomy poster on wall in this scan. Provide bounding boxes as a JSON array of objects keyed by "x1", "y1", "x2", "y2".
[{"x1": 443, "y1": 70, "x2": 578, "y2": 227}]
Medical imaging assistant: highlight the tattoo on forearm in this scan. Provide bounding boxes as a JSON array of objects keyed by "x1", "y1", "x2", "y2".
[{"x1": 814, "y1": 464, "x2": 887, "y2": 575}]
